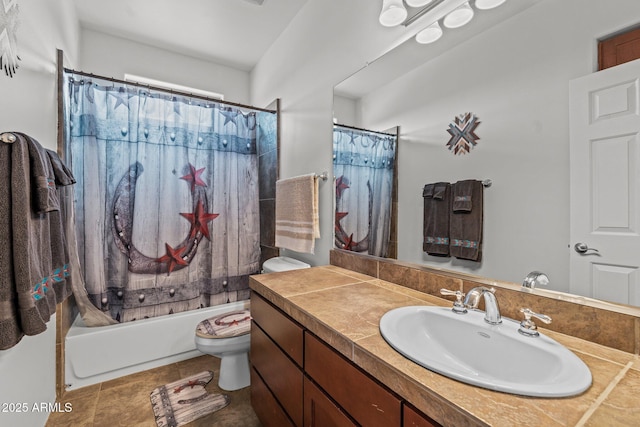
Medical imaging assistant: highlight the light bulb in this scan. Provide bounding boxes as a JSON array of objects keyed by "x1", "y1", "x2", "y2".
[
  {"x1": 415, "y1": 22, "x2": 443, "y2": 44},
  {"x1": 474, "y1": 0, "x2": 507, "y2": 10},
  {"x1": 443, "y1": 2, "x2": 474, "y2": 29},
  {"x1": 405, "y1": 0, "x2": 435, "y2": 7},
  {"x1": 379, "y1": 0, "x2": 408, "y2": 27}
]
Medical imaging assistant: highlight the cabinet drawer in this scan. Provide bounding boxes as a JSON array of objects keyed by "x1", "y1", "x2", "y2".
[
  {"x1": 304, "y1": 376, "x2": 357, "y2": 427},
  {"x1": 305, "y1": 333, "x2": 401, "y2": 427},
  {"x1": 251, "y1": 321, "x2": 303, "y2": 426},
  {"x1": 251, "y1": 292, "x2": 304, "y2": 367},
  {"x1": 251, "y1": 367, "x2": 295, "y2": 427},
  {"x1": 403, "y1": 404, "x2": 441, "y2": 427}
]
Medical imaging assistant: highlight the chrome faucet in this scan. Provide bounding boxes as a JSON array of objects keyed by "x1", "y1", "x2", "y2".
[
  {"x1": 463, "y1": 287, "x2": 502, "y2": 325},
  {"x1": 522, "y1": 271, "x2": 549, "y2": 290}
]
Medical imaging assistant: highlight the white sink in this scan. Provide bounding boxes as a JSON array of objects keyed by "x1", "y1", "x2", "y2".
[{"x1": 379, "y1": 306, "x2": 592, "y2": 397}]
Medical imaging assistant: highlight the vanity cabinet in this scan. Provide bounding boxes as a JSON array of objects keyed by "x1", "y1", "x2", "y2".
[
  {"x1": 250, "y1": 293, "x2": 304, "y2": 426},
  {"x1": 250, "y1": 292, "x2": 441, "y2": 427}
]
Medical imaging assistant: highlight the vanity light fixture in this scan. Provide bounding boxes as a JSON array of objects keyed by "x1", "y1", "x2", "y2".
[
  {"x1": 443, "y1": 2, "x2": 474, "y2": 28},
  {"x1": 415, "y1": 21, "x2": 443, "y2": 44},
  {"x1": 405, "y1": 0, "x2": 435, "y2": 7},
  {"x1": 474, "y1": 0, "x2": 507, "y2": 10},
  {"x1": 379, "y1": 0, "x2": 408, "y2": 27}
]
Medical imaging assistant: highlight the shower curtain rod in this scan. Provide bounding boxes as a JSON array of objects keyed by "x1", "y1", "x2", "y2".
[
  {"x1": 63, "y1": 68, "x2": 277, "y2": 114},
  {"x1": 334, "y1": 122, "x2": 396, "y2": 137}
]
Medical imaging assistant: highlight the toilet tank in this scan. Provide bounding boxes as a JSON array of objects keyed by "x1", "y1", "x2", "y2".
[{"x1": 262, "y1": 256, "x2": 310, "y2": 273}]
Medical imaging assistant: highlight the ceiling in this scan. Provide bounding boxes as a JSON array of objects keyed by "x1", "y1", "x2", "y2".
[
  {"x1": 335, "y1": 0, "x2": 539, "y2": 99},
  {"x1": 72, "y1": 0, "x2": 308, "y2": 71}
]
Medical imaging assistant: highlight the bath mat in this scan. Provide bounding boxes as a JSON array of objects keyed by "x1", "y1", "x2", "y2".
[{"x1": 150, "y1": 370, "x2": 229, "y2": 427}]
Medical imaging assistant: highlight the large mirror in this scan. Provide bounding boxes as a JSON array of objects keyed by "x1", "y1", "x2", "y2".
[{"x1": 333, "y1": 0, "x2": 640, "y2": 308}]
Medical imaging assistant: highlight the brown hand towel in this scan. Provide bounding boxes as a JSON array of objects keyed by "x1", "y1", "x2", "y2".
[
  {"x1": 449, "y1": 180, "x2": 483, "y2": 261},
  {"x1": 423, "y1": 182, "x2": 451, "y2": 256},
  {"x1": 452, "y1": 179, "x2": 474, "y2": 212}
]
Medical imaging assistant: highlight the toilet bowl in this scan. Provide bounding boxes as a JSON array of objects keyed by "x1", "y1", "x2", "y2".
[
  {"x1": 262, "y1": 256, "x2": 311, "y2": 273},
  {"x1": 194, "y1": 257, "x2": 310, "y2": 391},
  {"x1": 194, "y1": 306, "x2": 252, "y2": 391}
]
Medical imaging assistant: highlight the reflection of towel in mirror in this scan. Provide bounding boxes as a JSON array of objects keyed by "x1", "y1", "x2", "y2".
[
  {"x1": 275, "y1": 174, "x2": 320, "y2": 254},
  {"x1": 449, "y1": 180, "x2": 483, "y2": 261},
  {"x1": 423, "y1": 182, "x2": 451, "y2": 256}
]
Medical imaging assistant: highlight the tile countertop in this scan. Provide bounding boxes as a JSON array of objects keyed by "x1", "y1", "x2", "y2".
[{"x1": 249, "y1": 265, "x2": 640, "y2": 427}]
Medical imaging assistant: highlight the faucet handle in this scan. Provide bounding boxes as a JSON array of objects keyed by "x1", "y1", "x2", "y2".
[
  {"x1": 440, "y1": 289, "x2": 467, "y2": 314},
  {"x1": 518, "y1": 308, "x2": 552, "y2": 337}
]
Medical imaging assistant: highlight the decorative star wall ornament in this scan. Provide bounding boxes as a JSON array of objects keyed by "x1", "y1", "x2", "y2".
[
  {"x1": 446, "y1": 112, "x2": 481, "y2": 155},
  {"x1": 111, "y1": 161, "x2": 219, "y2": 276},
  {"x1": 0, "y1": 0, "x2": 20, "y2": 77}
]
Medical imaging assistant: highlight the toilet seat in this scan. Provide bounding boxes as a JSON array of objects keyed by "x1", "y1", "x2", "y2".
[{"x1": 195, "y1": 308, "x2": 251, "y2": 339}]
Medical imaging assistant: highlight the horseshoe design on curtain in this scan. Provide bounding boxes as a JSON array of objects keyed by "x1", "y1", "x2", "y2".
[
  {"x1": 334, "y1": 178, "x2": 372, "y2": 252},
  {"x1": 111, "y1": 161, "x2": 219, "y2": 275}
]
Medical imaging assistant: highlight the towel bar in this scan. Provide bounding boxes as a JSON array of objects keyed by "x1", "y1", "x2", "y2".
[
  {"x1": 1, "y1": 132, "x2": 17, "y2": 144},
  {"x1": 422, "y1": 179, "x2": 492, "y2": 189},
  {"x1": 315, "y1": 172, "x2": 328, "y2": 181}
]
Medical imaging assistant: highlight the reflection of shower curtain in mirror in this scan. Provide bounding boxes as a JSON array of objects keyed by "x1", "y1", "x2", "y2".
[
  {"x1": 333, "y1": 125, "x2": 396, "y2": 257},
  {"x1": 63, "y1": 72, "x2": 275, "y2": 323}
]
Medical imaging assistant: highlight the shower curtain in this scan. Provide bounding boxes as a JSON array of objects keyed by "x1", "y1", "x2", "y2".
[
  {"x1": 63, "y1": 73, "x2": 274, "y2": 323},
  {"x1": 333, "y1": 125, "x2": 396, "y2": 258}
]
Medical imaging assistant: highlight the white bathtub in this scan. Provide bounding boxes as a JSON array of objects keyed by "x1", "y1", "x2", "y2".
[{"x1": 64, "y1": 300, "x2": 249, "y2": 391}]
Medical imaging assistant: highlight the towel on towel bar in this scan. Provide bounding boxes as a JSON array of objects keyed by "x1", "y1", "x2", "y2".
[
  {"x1": 275, "y1": 174, "x2": 320, "y2": 254},
  {"x1": 452, "y1": 179, "x2": 475, "y2": 212},
  {"x1": 423, "y1": 182, "x2": 451, "y2": 256},
  {"x1": 449, "y1": 180, "x2": 483, "y2": 261}
]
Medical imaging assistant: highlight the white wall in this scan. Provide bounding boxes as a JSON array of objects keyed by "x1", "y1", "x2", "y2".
[
  {"x1": 0, "y1": 1, "x2": 80, "y2": 425},
  {"x1": 357, "y1": 0, "x2": 640, "y2": 291},
  {"x1": 78, "y1": 29, "x2": 250, "y2": 104}
]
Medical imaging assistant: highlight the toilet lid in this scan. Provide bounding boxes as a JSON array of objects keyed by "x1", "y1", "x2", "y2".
[{"x1": 195, "y1": 308, "x2": 251, "y2": 339}]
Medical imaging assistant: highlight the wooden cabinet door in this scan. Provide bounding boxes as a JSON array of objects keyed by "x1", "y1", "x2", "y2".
[
  {"x1": 404, "y1": 404, "x2": 440, "y2": 427},
  {"x1": 251, "y1": 292, "x2": 304, "y2": 366},
  {"x1": 304, "y1": 376, "x2": 357, "y2": 427},
  {"x1": 250, "y1": 367, "x2": 295, "y2": 427},
  {"x1": 305, "y1": 333, "x2": 401, "y2": 427},
  {"x1": 251, "y1": 322, "x2": 303, "y2": 426}
]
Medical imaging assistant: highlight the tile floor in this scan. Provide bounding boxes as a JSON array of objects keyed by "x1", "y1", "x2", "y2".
[{"x1": 46, "y1": 355, "x2": 261, "y2": 427}]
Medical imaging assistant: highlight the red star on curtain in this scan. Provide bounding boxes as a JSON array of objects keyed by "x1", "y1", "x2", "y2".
[
  {"x1": 157, "y1": 243, "x2": 189, "y2": 274},
  {"x1": 335, "y1": 175, "x2": 350, "y2": 198},
  {"x1": 343, "y1": 233, "x2": 357, "y2": 251},
  {"x1": 180, "y1": 163, "x2": 207, "y2": 192},
  {"x1": 180, "y1": 199, "x2": 219, "y2": 240},
  {"x1": 335, "y1": 211, "x2": 348, "y2": 231}
]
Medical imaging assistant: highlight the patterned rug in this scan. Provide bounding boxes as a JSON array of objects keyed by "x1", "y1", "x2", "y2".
[{"x1": 150, "y1": 370, "x2": 229, "y2": 427}]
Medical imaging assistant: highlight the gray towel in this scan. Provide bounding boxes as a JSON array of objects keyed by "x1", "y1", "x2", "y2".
[
  {"x1": 0, "y1": 132, "x2": 73, "y2": 350},
  {"x1": 423, "y1": 182, "x2": 451, "y2": 256},
  {"x1": 449, "y1": 180, "x2": 483, "y2": 261}
]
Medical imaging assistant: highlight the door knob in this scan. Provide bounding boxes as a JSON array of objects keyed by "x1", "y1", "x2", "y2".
[{"x1": 574, "y1": 243, "x2": 599, "y2": 254}]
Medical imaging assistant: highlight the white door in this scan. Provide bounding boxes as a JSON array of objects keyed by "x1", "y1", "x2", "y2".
[{"x1": 569, "y1": 58, "x2": 640, "y2": 306}]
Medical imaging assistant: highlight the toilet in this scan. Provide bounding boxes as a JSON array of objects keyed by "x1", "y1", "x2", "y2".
[{"x1": 194, "y1": 256, "x2": 310, "y2": 391}]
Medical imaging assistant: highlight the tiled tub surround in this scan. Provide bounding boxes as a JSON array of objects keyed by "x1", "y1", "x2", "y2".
[{"x1": 250, "y1": 264, "x2": 640, "y2": 426}]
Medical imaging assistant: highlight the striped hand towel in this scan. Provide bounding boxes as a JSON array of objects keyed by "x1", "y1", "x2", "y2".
[{"x1": 275, "y1": 174, "x2": 320, "y2": 254}]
